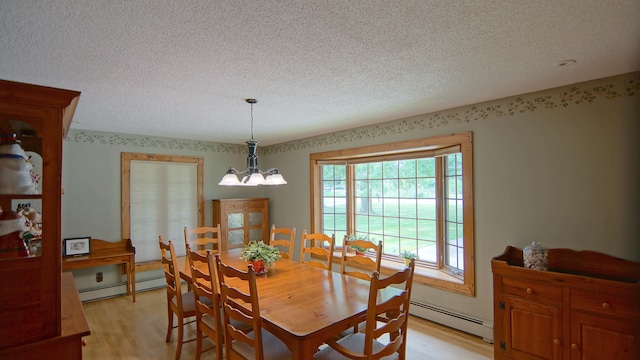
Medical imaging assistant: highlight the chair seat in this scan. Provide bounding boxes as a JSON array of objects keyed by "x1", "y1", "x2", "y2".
[
  {"x1": 335, "y1": 321, "x2": 366, "y2": 339},
  {"x1": 314, "y1": 333, "x2": 399, "y2": 360},
  {"x1": 202, "y1": 308, "x2": 252, "y2": 333},
  {"x1": 172, "y1": 291, "x2": 212, "y2": 313},
  {"x1": 200, "y1": 313, "x2": 216, "y2": 329},
  {"x1": 232, "y1": 329, "x2": 292, "y2": 360}
]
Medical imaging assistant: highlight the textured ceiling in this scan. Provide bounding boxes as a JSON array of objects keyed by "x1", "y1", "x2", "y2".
[{"x1": 1, "y1": 1, "x2": 639, "y2": 146}]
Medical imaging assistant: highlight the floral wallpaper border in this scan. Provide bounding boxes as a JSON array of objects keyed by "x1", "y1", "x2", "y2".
[
  {"x1": 66, "y1": 130, "x2": 246, "y2": 154},
  {"x1": 66, "y1": 72, "x2": 639, "y2": 154}
]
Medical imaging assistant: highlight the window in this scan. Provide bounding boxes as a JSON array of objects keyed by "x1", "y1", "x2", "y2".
[
  {"x1": 310, "y1": 132, "x2": 474, "y2": 296},
  {"x1": 121, "y1": 153, "x2": 204, "y2": 263}
]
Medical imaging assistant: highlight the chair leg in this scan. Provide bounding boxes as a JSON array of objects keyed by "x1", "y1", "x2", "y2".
[
  {"x1": 195, "y1": 323, "x2": 202, "y2": 360},
  {"x1": 175, "y1": 314, "x2": 184, "y2": 360},
  {"x1": 165, "y1": 306, "x2": 174, "y2": 342},
  {"x1": 215, "y1": 328, "x2": 224, "y2": 360}
]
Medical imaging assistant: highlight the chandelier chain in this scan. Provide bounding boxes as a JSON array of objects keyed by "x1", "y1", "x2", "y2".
[
  {"x1": 250, "y1": 101, "x2": 254, "y2": 140},
  {"x1": 246, "y1": 98, "x2": 257, "y2": 141}
]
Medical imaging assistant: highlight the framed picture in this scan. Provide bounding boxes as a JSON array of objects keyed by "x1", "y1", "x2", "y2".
[{"x1": 63, "y1": 237, "x2": 91, "y2": 257}]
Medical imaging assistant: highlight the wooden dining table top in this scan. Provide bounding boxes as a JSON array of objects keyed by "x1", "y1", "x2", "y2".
[{"x1": 177, "y1": 248, "x2": 401, "y2": 360}]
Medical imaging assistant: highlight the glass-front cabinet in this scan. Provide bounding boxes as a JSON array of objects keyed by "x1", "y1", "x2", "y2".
[
  {"x1": 213, "y1": 198, "x2": 269, "y2": 250},
  {"x1": 0, "y1": 80, "x2": 80, "y2": 351}
]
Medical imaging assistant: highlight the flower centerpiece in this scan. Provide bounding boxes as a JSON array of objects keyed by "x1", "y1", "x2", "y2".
[
  {"x1": 400, "y1": 250, "x2": 418, "y2": 266},
  {"x1": 240, "y1": 240, "x2": 280, "y2": 274},
  {"x1": 348, "y1": 233, "x2": 370, "y2": 255},
  {"x1": 350, "y1": 244, "x2": 367, "y2": 255}
]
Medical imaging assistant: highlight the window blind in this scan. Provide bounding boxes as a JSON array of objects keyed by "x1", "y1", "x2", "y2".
[{"x1": 130, "y1": 160, "x2": 198, "y2": 262}]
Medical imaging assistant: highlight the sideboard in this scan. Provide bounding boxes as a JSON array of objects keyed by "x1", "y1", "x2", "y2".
[
  {"x1": 62, "y1": 238, "x2": 136, "y2": 302},
  {"x1": 492, "y1": 246, "x2": 639, "y2": 359}
]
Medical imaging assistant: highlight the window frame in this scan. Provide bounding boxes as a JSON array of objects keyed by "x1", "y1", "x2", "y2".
[{"x1": 310, "y1": 132, "x2": 475, "y2": 296}]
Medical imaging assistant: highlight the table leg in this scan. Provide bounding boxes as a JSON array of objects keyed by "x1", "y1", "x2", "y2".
[{"x1": 131, "y1": 258, "x2": 136, "y2": 302}]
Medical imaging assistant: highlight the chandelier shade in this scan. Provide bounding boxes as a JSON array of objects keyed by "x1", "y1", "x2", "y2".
[{"x1": 218, "y1": 99, "x2": 287, "y2": 186}]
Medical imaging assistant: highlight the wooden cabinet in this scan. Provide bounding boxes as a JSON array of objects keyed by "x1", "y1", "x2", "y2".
[
  {"x1": 213, "y1": 198, "x2": 269, "y2": 250},
  {"x1": 492, "y1": 246, "x2": 640, "y2": 360},
  {"x1": 0, "y1": 273, "x2": 90, "y2": 360},
  {"x1": 0, "y1": 80, "x2": 89, "y2": 358}
]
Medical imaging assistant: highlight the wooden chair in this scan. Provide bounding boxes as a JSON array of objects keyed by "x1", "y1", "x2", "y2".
[
  {"x1": 299, "y1": 230, "x2": 335, "y2": 271},
  {"x1": 187, "y1": 246, "x2": 224, "y2": 360},
  {"x1": 314, "y1": 259, "x2": 416, "y2": 360},
  {"x1": 214, "y1": 254, "x2": 292, "y2": 360},
  {"x1": 337, "y1": 236, "x2": 383, "y2": 336},
  {"x1": 184, "y1": 225, "x2": 222, "y2": 253},
  {"x1": 340, "y1": 235, "x2": 383, "y2": 281},
  {"x1": 269, "y1": 224, "x2": 296, "y2": 259},
  {"x1": 159, "y1": 236, "x2": 197, "y2": 360}
]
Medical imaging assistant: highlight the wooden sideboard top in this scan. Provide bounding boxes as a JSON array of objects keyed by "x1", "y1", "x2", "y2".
[
  {"x1": 62, "y1": 238, "x2": 135, "y2": 264},
  {"x1": 492, "y1": 245, "x2": 640, "y2": 284},
  {"x1": 61, "y1": 272, "x2": 90, "y2": 338}
]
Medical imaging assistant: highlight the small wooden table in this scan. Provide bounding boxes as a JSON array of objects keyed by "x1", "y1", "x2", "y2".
[
  {"x1": 62, "y1": 238, "x2": 136, "y2": 302},
  {"x1": 179, "y1": 249, "x2": 401, "y2": 360}
]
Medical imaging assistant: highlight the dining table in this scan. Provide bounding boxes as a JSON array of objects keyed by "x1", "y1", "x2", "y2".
[{"x1": 178, "y1": 248, "x2": 402, "y2": 360}]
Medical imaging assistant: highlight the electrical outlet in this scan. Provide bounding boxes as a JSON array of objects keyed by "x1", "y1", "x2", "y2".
[{"x1": 96, "y1": 272, "x2": 103, "y2": 282}]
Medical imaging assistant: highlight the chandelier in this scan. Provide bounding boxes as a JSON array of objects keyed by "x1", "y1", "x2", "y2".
[{"x1": 218, "y1": 99, "x2": 287, "y2": 186}]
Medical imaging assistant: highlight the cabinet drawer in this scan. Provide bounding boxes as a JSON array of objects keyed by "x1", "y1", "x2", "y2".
[
  {"x1": 570, "y1": 289, "x2": 637, "y2": 319},
  {"x1": 227, "y1": 199, "x2": 266, "y2": 210},
  {"x1": 502, "y1": 277, "x2": 562, "y2": 304}
]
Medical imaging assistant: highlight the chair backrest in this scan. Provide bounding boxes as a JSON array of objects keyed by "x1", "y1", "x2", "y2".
[
  {"x1": 269, "y1": 224, "x2": 296, "y2": 259},
  {"x1": 187, "y1": 245, "x2": 221, "y2": 317},
  {"x1": 187, "y1": 246, "x2": 224, "y2": 355},
  {"x1": 184, "y1": 225, "x2": 222, "y2": 252},
  {"x1": 340, "y1": 235, "x2": 383, "y2": 281},
  {"x1": 159, "y1": 236, "x2": 183, "y2": 309},
  {"x1": 363, "y1": 259, "x2": 415, "y2": 359},
  {"x1": 299, "y1": 230, "x2": 335, "y2": 271},
  {"x1": 214, "y1": 254, "x2": 265, "y2": 359}
]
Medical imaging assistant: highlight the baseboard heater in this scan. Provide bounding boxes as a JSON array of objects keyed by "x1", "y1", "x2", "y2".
[
  {"x1": 410, "y1": 300, "x2": 493, "y2": 343},
  {"x1": 78, "y1": 276, "x2": 165, "y2": 302}
]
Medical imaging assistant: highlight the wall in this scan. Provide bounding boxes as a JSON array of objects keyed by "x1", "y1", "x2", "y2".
[
  {"x1": 62, "y1": 72, "x2": 639, "y2": 328},
  {"x1": 61, "y1": 135, "x2": 269, "y2": 292},
  {"x1": 263, "y1": 71, "x2": 640, "y2": 325}
]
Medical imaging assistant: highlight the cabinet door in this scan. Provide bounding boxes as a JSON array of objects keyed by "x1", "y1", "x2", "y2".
[
  {"x1": 0, "y1": 112, "x2": 59, "y2": 347},
  {"x1": 503, "y1": 296, "x2": 562, "y2": 360},
  {"x1": 246, "y1": 207, "x2": 265, "y2": 243},
  {"x1": 570, "y1": 311, "x2": 638, "y2": 360},
  {"x1": 226, "y1": 211, "x2": 245, "y2": 249}
]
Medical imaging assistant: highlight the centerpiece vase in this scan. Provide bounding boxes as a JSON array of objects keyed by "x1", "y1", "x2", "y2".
[{"x1": 250, "y1": 260, "x2": 266, "y2": 274}]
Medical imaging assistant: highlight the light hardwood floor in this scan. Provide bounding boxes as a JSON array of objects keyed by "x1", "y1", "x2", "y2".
[{"x1": 81, "y1": 287, "x2": 493, "y2": 359}]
